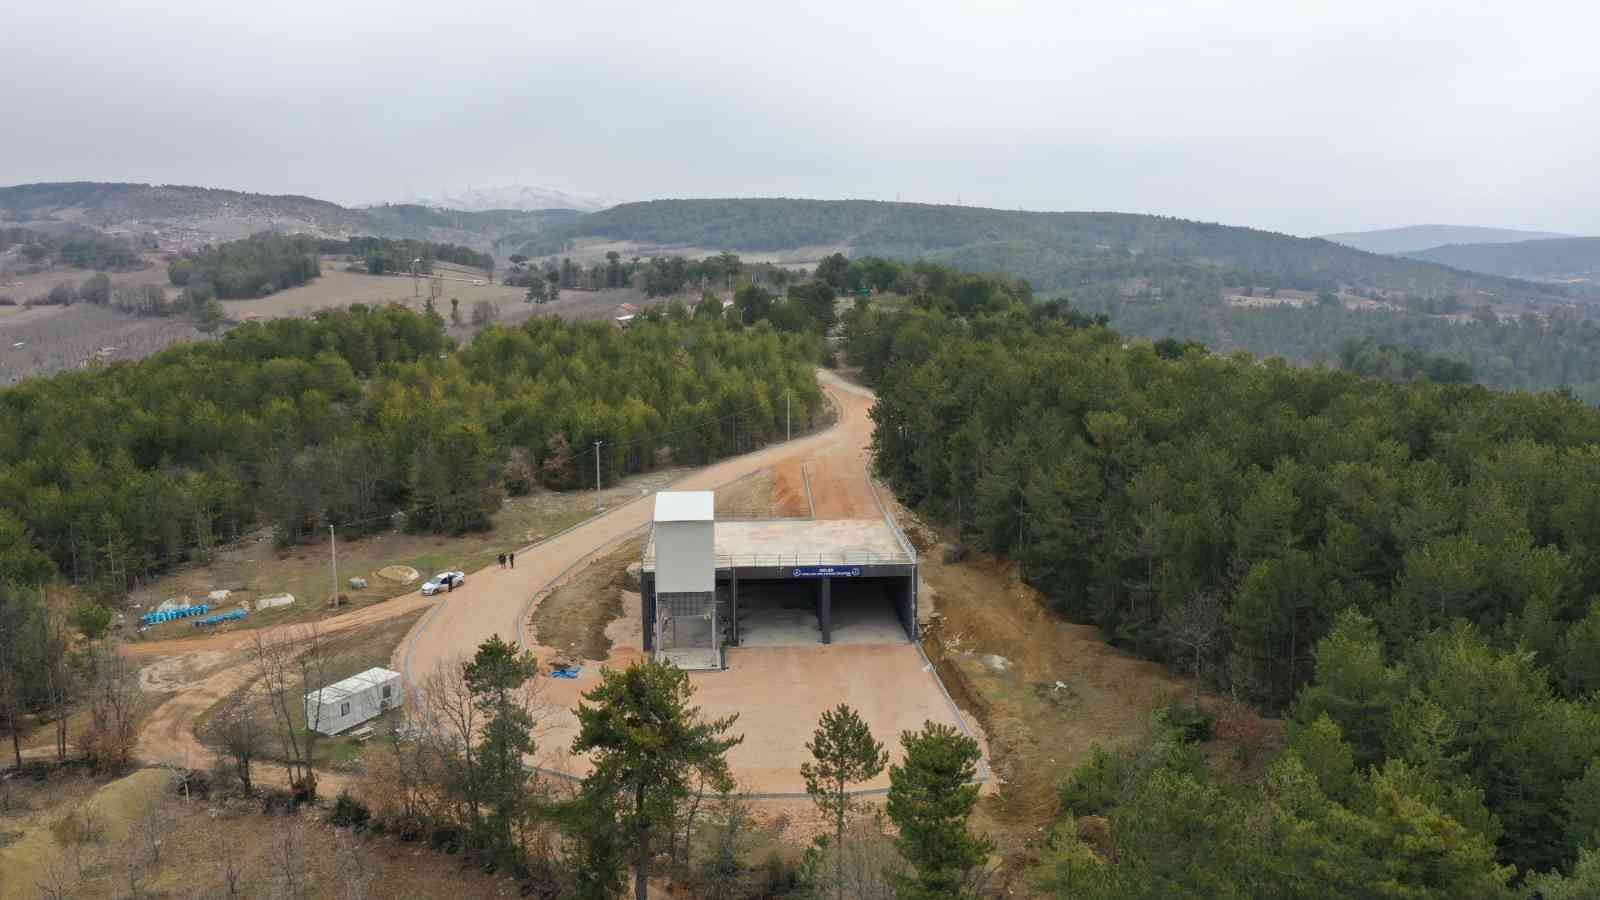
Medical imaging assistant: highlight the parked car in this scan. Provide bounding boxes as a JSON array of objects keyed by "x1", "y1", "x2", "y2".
[{"x1": 421, "y1": 571, "x2": 466, "y2": 596}]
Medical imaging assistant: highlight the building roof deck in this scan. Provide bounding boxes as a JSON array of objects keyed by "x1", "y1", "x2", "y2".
[{"x1": 644, "y1": 519, "x2": 914, "y2": 571}]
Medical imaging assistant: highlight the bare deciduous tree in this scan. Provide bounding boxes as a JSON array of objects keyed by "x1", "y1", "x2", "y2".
[
  {"x1": 1164, "y1": 591, "x2": 1226, "y2": 700},
  {"x1": 218, "y1": 855, "x2": 245, "y2": 897},
  {"x1": 275, "y1": 814, "x2": 307, "y2": 900},
  {"x1": 252, "y1": 626, "x2": 328, "y2": 799},
  {"x1": 216, "y1": 701, "x2": 268, "y2": 794},
  {"x1": 82, "y1": 642, "x2": 144, "y2": 771},
  {"x1": 816, "y1": 811, "x2": 906, "y2": 900},
  {"x1": 134, "y1": 794, "x2": 166, "y2": 866},
  {"x1": 418, "y1": 655, "x2": 481, "y2": 830},
  {"x1": 122, "y1": 833, "x2": 148, "y2": 900},
  {"x1": 336, "y1": 830, "x2": 375, "y2": 900},
  {"x1": 35, "y1": 858, "x2": 77, "y2": 900},
  {"x1": 35, "y1": 601, "x2": 73, "y2": 762},
  {"x1": 55, "y1": 800, "x2": 104, "y2": 879}
]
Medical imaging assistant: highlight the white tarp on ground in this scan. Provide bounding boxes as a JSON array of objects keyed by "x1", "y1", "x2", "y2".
[
  {"x1": 304, "y1": 667, "x2": 404, "y2": 736},
  {"x1": 208, "y1": 589, "x2": 231, "y2": 602},
  {"x1": 256, "y1": 593, "x2": 294, "y2": 611}
]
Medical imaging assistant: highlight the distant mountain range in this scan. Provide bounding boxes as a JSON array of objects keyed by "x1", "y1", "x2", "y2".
[
  {"x1": 521, "y1": 198, "x2": 1579, "y2": 303},
  {"x1": 1405, "y1": 237, "x2": 1600, "y2": 281},
  {"x1": 1320, "y1": 224, "x2": 1574, "y2": 255},
  {"x1": 1, "y1": 182, "x2": 1589, "y2": 307},
  {"x1": 387, "y1": 185, "x2": 624, "y2": 213}
]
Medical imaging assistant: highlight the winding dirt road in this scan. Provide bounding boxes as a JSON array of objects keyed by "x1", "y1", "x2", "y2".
[
  {"x1": 394, "y1": 368, "x2": 883, "y2": 682},
  {"x1": 130, "y1": 370, "x2": 883, "y2": 774}
]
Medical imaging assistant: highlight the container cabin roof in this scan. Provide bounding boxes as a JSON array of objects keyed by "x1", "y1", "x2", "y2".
[{"x1": 306, "y1": 667, "x2": 400, "y2": 703}]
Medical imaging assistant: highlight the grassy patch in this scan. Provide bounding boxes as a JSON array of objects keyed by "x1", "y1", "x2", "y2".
[
  {"x1": 0, "y1": 766, "x2": 519, "y2": 899},
  {"x1": 194, "y1": 609, "x2": 427, "y2": 768},
  {"x1": 530, "y1": 536, "x2": 643, "y2": 661},
  {"x1": 130, "y1": 468, "x2": 689, "y2": 640},
  {"x1": 714, "y1": 471, "x2": 781, "y2": 519}
]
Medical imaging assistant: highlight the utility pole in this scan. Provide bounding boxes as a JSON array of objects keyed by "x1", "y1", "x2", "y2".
[
  {"x1": 594, "y1": 441, "x2": 603, "y2": 512},
  {"x1": 329, "y1": 525, "x2": 338, "y2": 606}
]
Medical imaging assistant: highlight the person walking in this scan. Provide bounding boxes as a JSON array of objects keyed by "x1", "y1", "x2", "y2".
[
  {"x1": 509, "y1": 551, "x2": 516, "y2": 569},
  {"x1": 497, "y1": 553, "x2": 505, "y2": 569}
]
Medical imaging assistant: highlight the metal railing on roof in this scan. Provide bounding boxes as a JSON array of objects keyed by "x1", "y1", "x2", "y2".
[{"x1": 642, "y1": 549, "x2": 913, "y2": 570}]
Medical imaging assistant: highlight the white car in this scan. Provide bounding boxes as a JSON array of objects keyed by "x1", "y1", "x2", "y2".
[{"x1": 421, "y1": 571, "x2": 466, "y2": 596}]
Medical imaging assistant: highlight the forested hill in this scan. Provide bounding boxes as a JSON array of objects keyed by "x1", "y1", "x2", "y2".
[
  {"x1": 0, "y1": 182, "x2": 362, "y2": 232},
  {"x1": 0, "y1": 182, "x2": 579, "y2": 249},
  {"x1": 1405, "y1": 236, "x2": 1600, "y2": 280},
  {"x1": 855, "y1": 298, "x2": 1600, "y2": 890},
  {"x1": 1320, "y1": 224, "x2": 1574, "y2": 255},
  {"x1": 523, "y1": 198, "x2": 1565, "y2": 300}
]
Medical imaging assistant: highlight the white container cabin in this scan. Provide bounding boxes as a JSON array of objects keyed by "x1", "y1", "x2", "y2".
[{"x1": 304, "y1": 667, "x2": 403, "y2": 736}]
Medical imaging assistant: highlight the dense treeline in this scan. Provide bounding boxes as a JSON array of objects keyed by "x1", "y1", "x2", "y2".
[
  {"x1": 163, "y1": 233, "x2": 496, "y2": 300},
  {"x1": 329, "y1": 235, "x2": 494, "y2": 274},
  {"x1": 1104, "y1": 292, "x2": 1600, "y2": 401},
  {"x1": 0, "y1": 226, "x2": 147, "y2": 271},
  {"x1": 168, "y1": 233, "x2": 322, "y2": 298},
  {"x1": 1337, "y1": 337, "x2": 1475, "y2": 384},
  {"x1": 861, "y1": 301, "x2": 1600, "y2": 884},
  {"x1": 0, "y1": 305, "x2": 822, "y2": 599}
]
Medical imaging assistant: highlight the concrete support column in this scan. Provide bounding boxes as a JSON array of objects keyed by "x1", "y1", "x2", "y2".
[
  {"x1": 642, "y1": 574, "x2": 656, "y2": 652},
  {"x1": 818, "y1": 577, "x2": 832, "y2": 644},
  {"x1": 730, "y1": 569, "x2": 740, "y2": 646}
]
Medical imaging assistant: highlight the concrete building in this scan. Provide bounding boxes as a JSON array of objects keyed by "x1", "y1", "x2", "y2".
[
  {"x1": 643, "y1": 503, "x2": 918, "y2": 670},
  {"x1": 304, "y1": 667, "x2": 403, "y2": 736}
]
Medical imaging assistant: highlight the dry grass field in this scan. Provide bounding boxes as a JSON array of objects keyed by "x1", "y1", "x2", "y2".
[
  {"x1": 0, "y1": 253, "x2": 678, "y2": 385},
  {"x1": 222, "y1": 259, "x2": 520, "y2": 320},
  {"x1": 0, "y1": 303, "x2": 205, "y2": 385},
  {"x1": 0, "y1": 767, "x2": 520, "y2": 900},
  {"x1": 0, "y1": 254, "x2": 172, "y2": 302},
  {"x1": 129, "y1": 468, "x2": 692, "y2": 641}
]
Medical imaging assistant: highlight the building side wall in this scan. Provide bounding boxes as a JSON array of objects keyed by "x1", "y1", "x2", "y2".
[
  {"x1": 655, "y1": 521, "x2": 714, "y2": 593},
  {"x1": 305, "y1": 675, "x2": 404, "y2": 736}
]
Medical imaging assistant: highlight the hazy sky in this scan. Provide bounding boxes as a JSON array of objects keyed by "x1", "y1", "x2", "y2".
[{"x1": 4, "y1": 0, "x2": 1597, "y2": 235}]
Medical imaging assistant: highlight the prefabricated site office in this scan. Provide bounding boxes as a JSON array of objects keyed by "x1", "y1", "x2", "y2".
[{"x1": 642, "y1": 491, "x2": 918, "y2": 670}]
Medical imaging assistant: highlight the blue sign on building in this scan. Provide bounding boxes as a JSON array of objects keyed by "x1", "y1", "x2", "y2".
[{"x1": 791, "y1": 565, "x2": 863, "y2": 578}]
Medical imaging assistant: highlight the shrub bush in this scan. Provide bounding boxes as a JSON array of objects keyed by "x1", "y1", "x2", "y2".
[
  {"x1": 1154, "y1": 701, "x2": 1215, "y2": 744},
  {"x1": 328, "y1": 791, "x2": 372, "y2": 830}
]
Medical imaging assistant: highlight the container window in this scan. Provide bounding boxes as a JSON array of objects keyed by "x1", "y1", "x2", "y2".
[
  {"x1": 382, "y1": 685, "x2": 392, "y2": 699},
  {"x1": 340, "y1": 702, "x2": 350, "y2": 717}
]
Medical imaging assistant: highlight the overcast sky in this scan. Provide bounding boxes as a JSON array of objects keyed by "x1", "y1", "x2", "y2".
[{"x1": 4, "y1": 0, "x2": 1597, "y2": 235}]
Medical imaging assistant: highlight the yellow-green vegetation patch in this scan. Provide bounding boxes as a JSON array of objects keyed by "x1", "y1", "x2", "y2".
[{"x1": 530, "y1": 536, "x2": 643, "y2": 661}]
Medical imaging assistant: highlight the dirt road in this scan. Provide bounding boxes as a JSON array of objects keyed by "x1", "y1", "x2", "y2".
[
  {"x1": 394, "y1": 368, "x2": 963, "y2": 794},
  {"x1": 394, "y1": 369, "x2": 881, "y2": 684},
  {"x1": 125, "y1": 370, "x2": 878, "y2": 774}
]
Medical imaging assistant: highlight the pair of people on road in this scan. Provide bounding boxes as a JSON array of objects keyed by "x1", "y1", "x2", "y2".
[{"x1": 497, "y1": 552, "x2": 517, "y2": 569}]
